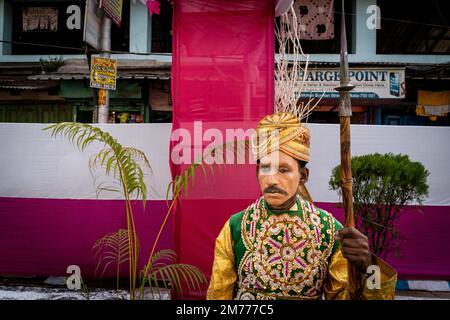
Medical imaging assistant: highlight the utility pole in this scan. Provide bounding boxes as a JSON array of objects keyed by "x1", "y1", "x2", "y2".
[{"x1": 97, "y1": 14, "x2": 111, "y2": 123}]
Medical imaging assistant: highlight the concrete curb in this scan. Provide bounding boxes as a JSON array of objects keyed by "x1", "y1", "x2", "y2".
[{"x1": 396, "y1": 280, "x2": 450, "y2": 292}]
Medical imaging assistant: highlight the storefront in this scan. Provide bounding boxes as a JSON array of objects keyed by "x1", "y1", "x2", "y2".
[
  {"x1": 26, "y1": 58, "x2": 171, "y2": 123},
  {"x1": 301, "y1": 63, "x2": 450, "y2": 126},
  {"x1": 0, "y1": 61, "x2": 72, "y2": 123},
  {"x1": 299, "y1": 64, "x2": 407, "y2": 125},
  {"x1": 59, "y1": 80, "x2": 145, "y2": 123}
]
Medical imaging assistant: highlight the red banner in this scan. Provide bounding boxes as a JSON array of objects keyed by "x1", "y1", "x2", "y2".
[{"x1": 171, "y1": 0, "x2": 275, "y2": 298}]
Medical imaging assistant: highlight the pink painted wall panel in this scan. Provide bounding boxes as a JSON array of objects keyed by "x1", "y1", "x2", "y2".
[
  {"x1": 316, "y1": 202, "x2": 450, "y2": 280},
  {"x1": 0, "y1": 198, "x2": 173, "y2": 279},
  {"x1": 1, "y1": 197, "x2": 448, "y2": 282}
]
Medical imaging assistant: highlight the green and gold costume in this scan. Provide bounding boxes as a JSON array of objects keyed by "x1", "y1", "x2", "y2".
[
  {"x1": 207, "y1": 196, "x2": 397, "y2": 300},
  {"x1": 207, "y1": 112, "x2": 397, "y2": 300}
]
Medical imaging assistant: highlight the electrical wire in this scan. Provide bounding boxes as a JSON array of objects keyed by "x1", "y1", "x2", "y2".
[
  {"x1": 0, "y1": 4, "x2": 448, "y2": 55},
  {"x1": 0, "y1": 39, "x2": 171, "y2": 56},
  {"x1": 332, "y1": 10, "x2": 450, "y2": 30}
]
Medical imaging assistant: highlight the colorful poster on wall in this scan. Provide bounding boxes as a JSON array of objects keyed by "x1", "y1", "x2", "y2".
[
  {"x1": 100, "y1": 0, "x2": 123, "y2": 28},
  {"x1": 90, "y1": 56, "x2": 117, "y2": 90},
  {"x1": 298, "y1": 68, "x2": 406, "y2": 99},
  {"x1": 22, "y1": 7, "x2": 58, "y2": 32}
]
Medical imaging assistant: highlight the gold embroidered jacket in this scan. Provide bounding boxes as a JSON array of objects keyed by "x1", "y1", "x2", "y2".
[{"x1": 207, "y1": 196, "x2": 397, "y2": 300}]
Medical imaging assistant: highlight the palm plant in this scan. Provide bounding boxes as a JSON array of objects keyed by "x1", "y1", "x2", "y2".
[
  {"x1": 45, "y1": 122, "x2": 150, "y2": 299},
  {"x1": 94, "y1": 228, "x2": 206, "y2": 299},
  {"x1": 45, "y1": 122, "x2": 210, "y2": 300},
  {"x1": 93, "y1": 229, "x2": 138, "y2": 290},
  {"x1": 141, "y1": 249, "x2": 207, "y2": 299},
  {"x1": 138, "y1": 139, "x2": 252, "y2": 298},
  {"x1": 138, "y1": 152, "x2": 213, "y2": 298}
]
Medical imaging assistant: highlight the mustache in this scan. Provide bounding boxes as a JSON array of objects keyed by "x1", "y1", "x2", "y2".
[{"x1": 264, "y1": 186, "x2": 288, "y2": 195}]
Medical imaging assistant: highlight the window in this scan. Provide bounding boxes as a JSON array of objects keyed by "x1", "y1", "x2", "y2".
[
  {"x1": 151, "y1": 0, "x2": 172, "y2": 53},
  {"x1": 10, "y1": 0, "x2": 130, "y2": 55},
  {"x1": 377, "y1": 0, "x2": 450, "y2": 54},
  {"x1": 276, "y1": 0, "x2": 354, "y2": 54}
]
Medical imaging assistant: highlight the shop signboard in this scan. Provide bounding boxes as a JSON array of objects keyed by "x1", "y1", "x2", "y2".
[{"x1": 298, "y1": 68, "x2": 406, "y2": 99}]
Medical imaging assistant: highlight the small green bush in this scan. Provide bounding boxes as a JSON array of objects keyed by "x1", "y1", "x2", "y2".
[{"x1": 329, "y1": 153, "x2": 429, "y2": 258}]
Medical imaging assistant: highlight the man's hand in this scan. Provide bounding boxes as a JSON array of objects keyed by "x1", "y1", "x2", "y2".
[{"x1": 336, "y1": 227, "x2": 372, "y2": 273}]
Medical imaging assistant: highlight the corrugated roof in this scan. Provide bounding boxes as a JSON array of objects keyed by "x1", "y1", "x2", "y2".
[
  {"x1": 0, "y1": 85, "x2": 50, "y2": 90},
  {"x1": 27, "y1": 59, "x2": 172, "y2": 81},
  {"x1": 0, "y1": 80, "x2": 60, "y2": 90},
  {"x1": 28, "y1": 74, "x2": 171, "y2": 80}
]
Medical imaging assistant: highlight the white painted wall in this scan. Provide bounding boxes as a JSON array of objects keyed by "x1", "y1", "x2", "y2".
[
  {"x1": 0, "y1": 123, "x2": 449, "y2": 206},
  {"x1": 0, "y1": 123, "x2": 173, "y2": 200},
  {"x1": 307, "y1": 123, "x2": 450, "y2": 205}
]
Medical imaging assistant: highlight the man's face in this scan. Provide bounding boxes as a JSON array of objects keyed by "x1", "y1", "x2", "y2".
[{"x1": 257, "y1": 151, "x2": 308, "y2": 208}]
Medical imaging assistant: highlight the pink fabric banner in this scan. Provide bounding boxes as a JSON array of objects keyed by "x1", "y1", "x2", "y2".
[
  {"x1": 170, "y1": 0, "x2": 450, "y2": 300},
  {"x1": 171, "y1": 0, "x2": 275, "y2": 298}
]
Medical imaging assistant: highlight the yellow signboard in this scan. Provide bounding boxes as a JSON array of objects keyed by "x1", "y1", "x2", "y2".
[{"x1": 90, "y1": 56, "x2": 117, "y2": 90}]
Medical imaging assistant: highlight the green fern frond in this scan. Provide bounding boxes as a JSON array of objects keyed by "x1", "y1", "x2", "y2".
[
  {"x1": 142, "y1": 249, "x2": 207, "y2": 297},
  {"x1": 148, "y1": 263, "x2": 207, "y2": 296},
  {"x1": 150, "y1": 249, "x2": 177, "y2": 267},
  {"x1": 92, "y1": 229, "x2": 139, "y2": 288}
]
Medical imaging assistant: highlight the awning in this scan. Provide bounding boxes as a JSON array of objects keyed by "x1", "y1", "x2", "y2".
[
  {"x1": 28, "y1": 74, "x2": 171, "y2": 81},
  {"x1": 0, "y1": 85, "x2": 52, "y2": 90},
  {"x1": 0, "y1": 80, "x2": 60, "y2": 91},
  {"x1": 416, "y1": 90, "x2": 450, "y2": 120},
  {"x1": 27, "y1": 59, "x2": 171, "y2": 81}
]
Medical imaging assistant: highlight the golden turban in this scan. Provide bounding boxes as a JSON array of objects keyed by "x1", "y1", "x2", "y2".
[{"x1": 252, "y1": 112, "x2": 310, "y2": 163}]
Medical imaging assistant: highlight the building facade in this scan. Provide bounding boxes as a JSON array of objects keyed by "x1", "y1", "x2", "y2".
[
  {"x1": 292, "y1": 0, "x2": 450, "y2": 126},
  {"x1": 0, "y1": 0, "x2": 449, "y2": 125},
  {"x1": 0, "y1": 0, "x2": 172, "y2": 123}
]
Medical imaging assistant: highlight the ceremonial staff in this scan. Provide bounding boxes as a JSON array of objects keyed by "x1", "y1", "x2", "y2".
[{"x1": 334, "y1": 0, "x2": 365, "y2": 299}]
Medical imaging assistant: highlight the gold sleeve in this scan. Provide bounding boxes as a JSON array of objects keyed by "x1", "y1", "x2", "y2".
[
  {"x1": 324, "y1": 248, "x2": 398, "y2": 300},
  {"x1": 206, "y1": 219, "x2": 237, "y2": 300}
]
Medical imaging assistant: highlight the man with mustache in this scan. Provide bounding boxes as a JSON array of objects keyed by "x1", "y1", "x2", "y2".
[{"x1": 207, "y1": 112, "x2": 397, "y2": 300}]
